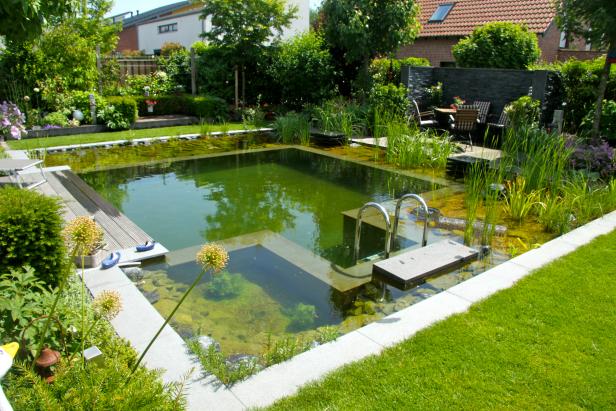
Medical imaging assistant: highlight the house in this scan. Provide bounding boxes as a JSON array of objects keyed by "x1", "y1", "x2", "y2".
[
  {"x1": 114, "y1": 0, "x2": 309, "y2": 55},
  {"x1": 398, "y1": 0, "x2": 602, "y2": 67}
]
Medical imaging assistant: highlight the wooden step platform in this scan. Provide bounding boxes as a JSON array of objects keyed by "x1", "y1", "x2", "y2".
[
  {"x1": 38, "y1": 169, "x2": 153, "y2": 251},
  {"x1": 373, "y1": 239, "x2": 479, "y2": 290}
]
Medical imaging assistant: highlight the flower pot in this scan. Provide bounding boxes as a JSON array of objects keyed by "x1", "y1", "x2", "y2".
[{"x1": 74, "y1": 248, "x2": 106, "y2": 268}]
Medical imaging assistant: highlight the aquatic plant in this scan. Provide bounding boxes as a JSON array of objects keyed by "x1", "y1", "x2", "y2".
[
  {"x1": 386, "y1": 124, "x2": 456, "y2": 170},
  {"x1": 315, "y1": 325, "x2": 341, "y2": 344},
  {"x1": 481, "y1": 169, "x2": 503, "y2": 246},
  {"x1": 502, "y1": 177, "x2": 543, "y2": 223},
  {"x1": 538, "y1": 192, "x2": 573, "y2": 234},
  {"x1": 261, "y1": 334, "x2": 312, "y2": 368},
  {"x1": 131, "y1": 243, "x2": 229, "y2": 375},
  {"x1": 187, "y1": 340, "x2": 259, "y2": 385},
  {"x1": 284, "y1": 303, "x2": 317, "y2": 331},
  {"x1": 274, "y1": 112, "x2": 310, "y2": 145},
  {"x1": 463, "y1": 162, "x2": 485, "y2": 245},
  {"x1": 204, "y1": 272, "x2": 243, "y2": 299}
]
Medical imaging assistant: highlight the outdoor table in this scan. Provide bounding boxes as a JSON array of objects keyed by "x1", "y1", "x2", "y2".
[
  {"x1": 434, "y1": 107, "x2": 457, "y2": 128},
  {"x1": 0, "y1": 159, "x2": 47, "y2": 189}
]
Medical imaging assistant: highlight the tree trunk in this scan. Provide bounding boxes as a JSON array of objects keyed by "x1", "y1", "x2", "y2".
[
  {"x1": 242, "y1": 66, "x2": 246, "y2": 108},
  {"x1": 592, "y1": 50, "x2": 612, "y2": 139},
  {"x1": 234, "y1": 66, "x2": 239, "y2": 110}
]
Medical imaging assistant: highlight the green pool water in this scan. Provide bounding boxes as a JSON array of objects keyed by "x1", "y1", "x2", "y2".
[{"x1": 81, "y1": 147, "x2": 498, "y2": 355}]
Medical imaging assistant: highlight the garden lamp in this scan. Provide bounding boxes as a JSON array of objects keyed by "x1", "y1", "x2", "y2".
[{"x1": 0, "y1": 342, "x2": 19, "y2": 411}]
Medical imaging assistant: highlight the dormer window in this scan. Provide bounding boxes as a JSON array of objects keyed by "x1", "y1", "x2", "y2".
[{"x1": 429, "y1": 3, "x2": 454, "y2": 23}]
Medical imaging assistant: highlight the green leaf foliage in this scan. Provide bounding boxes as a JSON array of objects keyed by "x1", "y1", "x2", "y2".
[
  {"x1": 582, "y1": 100, "x2": 616, "y2": 141},
  {"x1": 0, "y1": 0, "x2": 78, "y2": 43},
  {"x1": 268, "y1": 32, "x2": 337, "y2": 108},
  {"x1": 0, "y1": 187, "x2": 66, "y2": 287},
  {"x1": 556, "y1": 0, "x2": 616, "y2": 50},
  {"x1": 369, "y1": 56, "x2": 430, "y2": 87},
  {"x1": 452, "y1": 22, "x2": 541, "y2": 69}
]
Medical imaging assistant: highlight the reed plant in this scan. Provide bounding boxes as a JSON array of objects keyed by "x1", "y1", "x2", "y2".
[
  {"x1": 200, "y1": 119, "x2": 214, "y2": 136},
  {"x1": 312, "y1": 98, "x2": 368, "y2": 139},
  {"x1": 501, "y1": 126, "x2": 573, "y2": 192},
  {"x1": 538, "y1": 192, "x2": 573, "y2": 234},
  {"x1": 481, "y1": 167, "x2": 503, "y2": 246},
  {"x1": 464, "y1": 162, "x2": 485, "y2": 245},
  {"x1": 502, "y1": 176, "x2": 543, "y2": 223},
  {"x1": 275, "y1": 112, "x2": 310, "y2": 145}
]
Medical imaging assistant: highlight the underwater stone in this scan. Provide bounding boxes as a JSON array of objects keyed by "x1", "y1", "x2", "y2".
[
  {"x1": 198, "y1": 335, "x2": 221, "y2": 353},
  {"x1": 123, "y1": 267, "x2": 143, "y2": 281},
  {"x1": 143, "y1": 290, "x2": 160, "y2": 304}
]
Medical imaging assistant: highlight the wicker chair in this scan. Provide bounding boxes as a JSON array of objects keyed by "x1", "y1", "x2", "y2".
[
  {"x1": 487, "y1": 109, "x2": 509, "y2": 131},
  {"x1": 473, "y1": 101, "x2": 491, "y2": 124},
  {"x1": 449, "y1": 108, "x2": 479, "y2": 150},
  {"x1": 411, "y1": 100, "x2": 438, "y2": 129}
]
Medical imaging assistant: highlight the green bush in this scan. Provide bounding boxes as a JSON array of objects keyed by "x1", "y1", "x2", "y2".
[
  {"x1": 97, "y1": 96, "x2": 138, "y2": 130},
  {"x1": 453, "y1": 22, "x2": 541, "y2": 69},
  {"x1": 0, "y1": 187, "x2": 66, "y2": 287},
  {"x1": 42, "y1": 111, "x2": 69, "y2": 127},
  {"x1": 368, "y1": 83, "x2": 410, "y2": 119},
  {"x1": 191, "y1": 95, "x2": 229, "y2": 121},
  {"x1": 268, "y1": 32, "x2": 337, "y2": 108},
  {"x1": 540, "y1": 57, "x2": 616, "y2": 132},
  {"x1": 157, "y1": 46, "x2": 191, "y2": 93},
  {"x1": 370, "y1": 56, "x2": 429, "y2": 86},
  {"x1": 69, "y1": 91, "x2": 107, "y2": 123},
  {"x1": 505, "y1": 96, "x2": 541, "y2": 128},
  {"x1": 581, "y1": 100, "x2": 616, "y2": 141}
]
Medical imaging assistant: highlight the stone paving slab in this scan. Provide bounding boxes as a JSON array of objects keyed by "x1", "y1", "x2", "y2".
[{"x1": 228, "y1": 330, "x2": 383, "y2": 408}]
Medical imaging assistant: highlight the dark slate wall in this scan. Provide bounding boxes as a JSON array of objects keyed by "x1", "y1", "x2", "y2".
[{"x1": 402, "y1": 66, "x2": 557, "y2": 124}]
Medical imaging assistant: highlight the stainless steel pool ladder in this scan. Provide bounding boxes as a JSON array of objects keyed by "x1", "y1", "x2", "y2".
[
  {"x1": 392, "y1": 193, "x2": 429, "y2": 248},
  {"x1": 353, "y1": 202, "x2": 391, "y2": 265}
]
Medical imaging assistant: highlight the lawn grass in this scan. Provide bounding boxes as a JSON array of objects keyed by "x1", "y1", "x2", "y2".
[
  {"x1": 268, "y1": 230, "x2": 616, "y2": 410},
  {"x1": 6, "y1": 123, "x2": 253, "y2": 150}
]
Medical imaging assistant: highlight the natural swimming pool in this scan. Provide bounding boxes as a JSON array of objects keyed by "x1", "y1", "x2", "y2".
[{"x1": 81, "y1": 147, "x2": 504, "y2": 355}]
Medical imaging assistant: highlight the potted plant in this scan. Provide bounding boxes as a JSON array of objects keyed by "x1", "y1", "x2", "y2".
[
  {"x1": 63, "y1": 217, "x2": 106, "y2": 268},
  {"x1": 450, "y1": 96, "x2": 466, "y2": 110}
]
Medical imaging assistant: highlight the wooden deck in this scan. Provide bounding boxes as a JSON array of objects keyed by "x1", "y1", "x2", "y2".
[{"x1": 35, "y1": 169, "x2": 152, "y2": 251}]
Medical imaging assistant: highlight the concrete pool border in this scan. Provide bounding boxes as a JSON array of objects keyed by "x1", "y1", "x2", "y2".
[{"x1": 85, "y1": 211, "x2": 616, "y2": 410}]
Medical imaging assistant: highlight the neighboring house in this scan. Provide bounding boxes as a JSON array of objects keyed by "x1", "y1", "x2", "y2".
[
  {"x1": 398, "y1": 0, "x2": 602, "y2": 67},
  {"x1": 114, "y1": 0, "x2": 309, "y2": 55}
]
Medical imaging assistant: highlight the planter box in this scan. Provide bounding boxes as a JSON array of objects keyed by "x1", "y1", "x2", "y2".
[
  {"x1": 310, "y1": 128, "x2": 346, "y2": 146},
  {"x1": 74, "y1": 248, "x2": 106, "y2": 269},
  {"x1": 26, "y1": 125, "x2": 105, "y2": 138}
]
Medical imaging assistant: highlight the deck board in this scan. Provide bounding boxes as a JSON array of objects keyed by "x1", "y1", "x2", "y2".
[{"x1": 38, "y1": 170, "x2": 153, "y2": 251}]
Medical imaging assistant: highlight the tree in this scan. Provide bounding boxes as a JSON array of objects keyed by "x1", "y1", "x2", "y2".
[
  {"x1": 268, "y1": 32, "x2": 337, "y2": 108},
  {"x1": 556, "y1": 0, "x2": 616, "y2": 138},
  {"x1": 199, "y1": 0, "x2": 297, "y2": 107},
  {"x1": 0, "y1": 0, "x2": 78, "y2": 42},
  {"x1": 452, "y1": 22, "x2": 541, "y2": 69},
  {"x1": 321, "y1": 0, "x2": 419, "y2": 95}
]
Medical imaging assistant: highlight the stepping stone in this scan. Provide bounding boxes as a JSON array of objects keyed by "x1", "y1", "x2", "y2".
[{"x1": 373, "y1": 239, "x2": 478, "y2": 290}]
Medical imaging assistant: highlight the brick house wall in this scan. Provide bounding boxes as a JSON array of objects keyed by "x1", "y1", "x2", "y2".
[
  {"x1": 537, "y1": 21, "x2": 561, "y2": 63},
  {"x1": 117, "y1": 26, "x2": 138, "y2": 52},
  {"x1": 397, "y1": 37, "x2": 458, "y2": 67}
]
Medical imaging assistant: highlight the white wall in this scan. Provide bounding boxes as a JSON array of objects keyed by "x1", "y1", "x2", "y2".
[
  {"x1": 137, "y1": 0, "x2": 310, "y2": 54},
  {"x1": 137, "y1": 12, "x2": 209, "y2": 54},
  {"x1": 282, "y1": 0, "x2": 310, "y2": 40}
]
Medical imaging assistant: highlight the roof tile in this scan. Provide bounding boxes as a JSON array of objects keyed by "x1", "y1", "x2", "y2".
[{"x1": 417, "y1": 0, "x2": 556, "y2": 38}]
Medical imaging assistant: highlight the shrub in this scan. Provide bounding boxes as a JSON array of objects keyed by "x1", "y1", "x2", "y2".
[
  {"x1": 370, "y1": 56, "x2": 429, "y2": 86},
  {"x1": 505, "y1": 96, "x2": 541, "y2": 128},
  {"x1": 453, "y1": 22, "x2": 541, "y2": 69},
  {"x1": 0, "y1": 187, "x2": 66, "y2": 287},
  {"x1": 567, "y1": 137, "x2": 616, "y2": 178},
  {"x1": 42, "y1": 111, "x2": 69, "y2": 127},
  {"x1": 124, "y1": 72, "x2": 175, "y2": 97},
  {"x1": 368, "y1": 83, "x2": 410, "y2": 119},
  {"x1": 581, "y1": 100, "x2": 616, "y2": 142},
  {"x1": 158, "y1": 45, "x2": 191, "y2": 93},
  {"x1": 97, "y1": 96, "x2": 138, "y2": 131},
  {"x1": 538, "y1": 57, "x2": 616, "y2": 132},
  {"x1": 191, "y1": 95, "x2": 229, "y2": 121},
  {"x1": 69, "y1": 91, "x2": 106, "y2": 124},
  {"x1": 268, "y1": 32, "x2": 337, "y2": 108}
]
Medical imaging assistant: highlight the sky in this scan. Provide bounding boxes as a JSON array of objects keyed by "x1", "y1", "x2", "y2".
[{"x1": 109, "y1": 0, "x2": 322, "y2": 18}]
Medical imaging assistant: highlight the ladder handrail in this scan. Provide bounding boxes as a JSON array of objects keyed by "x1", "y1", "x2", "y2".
[
  {"x1": 353, "y1": 202, "x2": 391, "y2": 265},
  {"x1": 392, "y1": 194, "x2": 429, "y2": 248}
]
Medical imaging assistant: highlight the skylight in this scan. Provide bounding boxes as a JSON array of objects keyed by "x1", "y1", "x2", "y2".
[{"x1": 429, "y1": 3, "x2": 454, "y2": 22}]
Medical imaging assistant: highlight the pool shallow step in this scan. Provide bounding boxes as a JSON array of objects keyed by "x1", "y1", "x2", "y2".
[{"x1": 373, "y1": 239, "x2": 479, "y2": 290}]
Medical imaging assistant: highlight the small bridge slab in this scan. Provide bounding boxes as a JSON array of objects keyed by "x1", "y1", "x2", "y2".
[{"x1": 373, "y1": 239, "x2": 479, "y2": 290}]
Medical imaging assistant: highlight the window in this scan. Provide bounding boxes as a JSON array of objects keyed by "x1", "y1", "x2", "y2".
[
  {"x1": 158, "y1": 23, "x2": 178, "y2": 34},
  {"x1": 429, "y1": 3, "x2": 454, "y2": 22}
]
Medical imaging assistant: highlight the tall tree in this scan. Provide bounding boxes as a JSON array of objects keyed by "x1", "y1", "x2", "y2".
[
  {"x1": 321, "y1": 0, "x2": 419, "y2": 95},
  {"x1": 0, "y1": 0, "x2": 78, "y2": 42},
  {"x1": 199, "y1": 0, "x2": 297, "y2": 107},
  {"x1": 556, "y1": 0, "x2": 616, "y2": 138}
]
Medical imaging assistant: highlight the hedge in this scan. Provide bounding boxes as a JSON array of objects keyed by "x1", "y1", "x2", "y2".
[
  {"x1": 105, "y1": 96, "x2": 138, "y2": 125},
  {"x1": 132, "y1": 94, "x2": 229, "y2": 121}
]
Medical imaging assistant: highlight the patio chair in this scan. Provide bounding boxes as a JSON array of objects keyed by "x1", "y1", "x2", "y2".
[
  {"x1": 449, "y1": 108, "x2": 479, "y2": 150},
  {"x1": 0, "y1": 159, "x2": 47, "y2": 190},
  {"x1": 472, "y1": 101, "x2": 491, "y2": 124},
  {"x1": 487, "y1": 109, "x2": 509, "y2": 131},
  {"x1": 410, "y1": 100, "x2": 438, "y2": 129}
]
